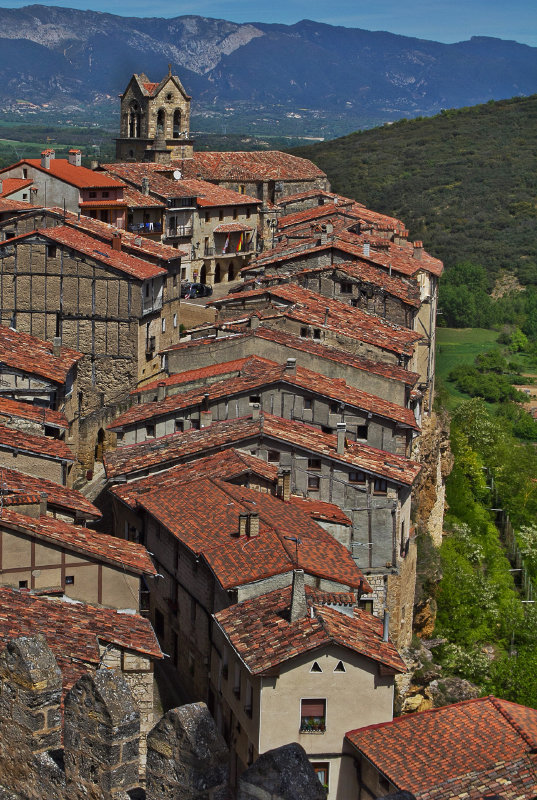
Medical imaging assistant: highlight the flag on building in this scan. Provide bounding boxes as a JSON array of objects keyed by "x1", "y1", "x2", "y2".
[
  {"x1": 222, "y1": 234, "x2": 230, "y2": 254},
  {"x1": 236, "y1": 233, "x2": 243, "y2": 252}
]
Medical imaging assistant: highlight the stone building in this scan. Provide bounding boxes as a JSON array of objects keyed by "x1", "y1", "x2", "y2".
[
  {"x1": 212, "y1": 574, "x2": 405, "y2": 797},
  {"x1": 116, "y1": 69, "x2": 194, "y2": 163},
  {"x1": 0, "y1": 465, "x2": 101, "y2": 523},
  {"x1": 0, "y1": 150, "x2": 127, "y2": 224}
]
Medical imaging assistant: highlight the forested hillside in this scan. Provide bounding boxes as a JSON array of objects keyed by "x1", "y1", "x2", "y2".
[{"x1": 292, "y1": 95, "x2": 537, "y2": 286}]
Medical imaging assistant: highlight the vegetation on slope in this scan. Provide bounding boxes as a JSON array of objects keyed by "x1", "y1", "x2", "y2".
[{"x1": 291, "y1": 95, "x2": 537, "y2": 286}]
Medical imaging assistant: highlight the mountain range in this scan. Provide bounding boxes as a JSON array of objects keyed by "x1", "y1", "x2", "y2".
[{"x1": 1, "y1": 5, "x2": 537, "y2": 134}]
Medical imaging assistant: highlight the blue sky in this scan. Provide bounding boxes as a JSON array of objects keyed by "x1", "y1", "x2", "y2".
[{"x1": 1, "y1": 0, "x2": 537, "y2": 47}]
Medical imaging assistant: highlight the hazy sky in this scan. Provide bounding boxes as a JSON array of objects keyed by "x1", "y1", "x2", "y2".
[{"x1": 1, "y1": 0, "x2": 536, "y2": 47}]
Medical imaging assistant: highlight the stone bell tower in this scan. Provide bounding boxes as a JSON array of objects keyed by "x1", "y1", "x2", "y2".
[{"x1": 115, "y1": 65, "x2": 194, "y2": 163}]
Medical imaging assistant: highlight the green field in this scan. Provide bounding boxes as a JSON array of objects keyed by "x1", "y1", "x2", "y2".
[{"x1": 436, "y1": 328, "x2": 499, "y2": 406}]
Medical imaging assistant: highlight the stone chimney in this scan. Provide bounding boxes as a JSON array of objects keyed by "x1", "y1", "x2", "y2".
[
  {"x1": 157, "y1": 381, "x2": 166, "y2": 402},
  {"x1": 141, "y1": 177, "x2": 150, "y2": 196},
  {"x1": 277, "y1": 468, "x2": 291, "y2": 502},
  {"x1": 362, "y1": 242, "x2": 370, "y2": 257},
  {"x1": 40, "y1": 150, "x2": 52, "y2": 170},
  {"x1": 39, "y1": 492, "x2": 47, "y2": 517},
  {"x1": 68, "y1": 149, "x2": 82, "y2": 167},
  {"x1": 200, "y1": 409, "x2": 213, "y2": 428},
  {"x1": 336, "y1": 421, "x2": 347, "y2": 455},
  {"x1": 383, "y1": 610, "x2": 390, "y2": 642},
  {"x1": 290, "y1": 569, "x2": 307, "y2": 622},
  {"x1": 413, "y1": 241, "x2": 423, "y2": 260},
  {"x1": 251, "y1": 402, "x2": 260, "y2": 420},
  {"x1": 238, "y1": 513, "x2": 248, "y2": 538},
  {"x1": 285, "y1": 357, "x2": 296, "y2": 374},
  {"x1": 111, "y1": 233, "x2": 122, "y2": 252},
  {"x1": 52, "y1": 336, "x2": 61, "y2": 357},
  {"x1": 248, "y1": 512, "x2": 260, "y2": 538}
]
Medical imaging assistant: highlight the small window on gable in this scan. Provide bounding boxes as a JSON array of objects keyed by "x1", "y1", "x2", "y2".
[
  {"x1": 303, "y1": 397, "x2": 312, "y2": 410},
  {"x1": 312, "y1": 328, "x2": 321, "y2": 340},
  {"x1": 374, "y1": 478, "x2": 388, "y2": 495},
  {"x1": 310, "y1": 661, "x2": 323, "y2": 673},
  {"x1": 357, "y1": 424, "x2": 368, "y2": 440},
  {"x1": 267, "y1": 450, "x2": 280, "y2": 463},
  {"x1": 249, "y1": 395, "x2": 261, "y2": 405},
  {"x1": 308, "y1": 476, "x2": 320, "y2": 492},
  {"x1": 46, "y1": 245, "x2": 57, "y2": 259},
  {"x1": 308, "y1": 458, "x2": 321, "y2": 470},
  {"x1": 300, "y1": 326, "x2": 308, "y2": 338},
  {"x1": 349, "y1": 470, "x2": 366, "y2": 485},
  {"x1": 89, "y1": 191, "x2": 97, "y2": 198},
  {"x1": 340, "y1": 281, "x2": 353, "y2": 294},
  {"x1": 334, "y1": 660, "x2": 346, "y2": 673}
]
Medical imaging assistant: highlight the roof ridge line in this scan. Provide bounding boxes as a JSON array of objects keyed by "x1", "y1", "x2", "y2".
[{"x1": 490, "y1": 696, "x2": 537, "y2": 750}]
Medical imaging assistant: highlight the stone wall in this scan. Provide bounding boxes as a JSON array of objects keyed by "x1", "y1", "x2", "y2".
[{"x1": 0, "y1": 634, "x2": 321, "y2": 800}]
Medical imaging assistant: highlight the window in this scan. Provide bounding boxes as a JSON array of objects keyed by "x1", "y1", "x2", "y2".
[
  {"x1": 154, "y1": 608, "x2": 165, "y2": 637},
  {"x1": 308, "y1": 458, "x2": 321, "y2": 470},
  {"x1": 303, "y1": 397, "x2": 312, "y2": 410},
  {"x1": 233, "y1": 208, "x2": 238, "y2": 220},
  {"x1": 334, "y1": 660, "x2": 346, "y2": 673},
  {"x1": 357, "y1": 424, "x2": 368, "y2": 440},
  {"x1": 313, "y1": 763, "x2": 329, "y2": 790},
  {"x1": 65, "y1": 575, "x2": 75, "y2": 586},
  {"x1": 175, "y1": 419, "x2": 184, "y2": 433},
  {"x1": 267, "y1": 450, "x2": 280, "y2": 463},
  {"x1": 359, "y1": 598, "x2": 374, "y2": 614},
  {"x1": 308, "y1": 476, "x2": 320, "y2": 492},
  {"x1": 205, "y1": 211, "x2": 210, "y2": 223},
  {"x1": 239, "y1": 185, "x2": 245, "y2": 194},
  {"x1": 374, "y1": 478, "x2": 388, "y2": 495},
  {"x1": 190, "y1": 419, "x2": 200, "y2": 430},
  {"x1": 22, "y1": 193, "x2": 28, "y2": 200},
  {"x1": 349, "y1": 470, "x2": 366, "y2": 485},
  {"x1": 18, "y1": 580, "x2": 28, "y2": 589},
  {"x1": 233, "y1": 663, "x2": 241, "y2": 698},
  {"x1": 300, "y1": 699, "x2": 326, "y2": 732},
  {"x1": 330, "y1": 401, "x2": 341, "y2": 414},
  {"x1": 340, "y1": 281, "x2": 353, "y2": 294},
  {"x1": 246, "y1": 207, "x2": 251, "y2": 219},
  {"x1": 161, "y1": 317, "x2": 166, "y2": 333},
  {"x1": 102, "y1": 191, "x2": 109, "y2": 198},
  {"x1": 46, "y1": 245, "x2": 57, "y2": 259},
  {"x1": 173, "y1": 313, "x2": 178, "y2": 328},
  {"x1": 219, "y1": 209, "x2": 224, "y2": 221},
  {"x1": 244, "y1": 679, "x2": 253, "y2": 717},
  {"x1": 312, "y1": 328, "x2": 321, "y2": 340},
  {"x1": 22, "y1": 168, "x2": 28, "y2": 179},
  {"x1": 146, "y1": 423, "x2": 155, "y2": 438},
  {"x1": 300, "y1": 326, "x2": 308, "y2": 338},
  {"x1": 310, "y1": 661, "x2": 323, "y2": 673},
  {"x1": 249, "y1": 395, "x2": 261, "y2": 405}
]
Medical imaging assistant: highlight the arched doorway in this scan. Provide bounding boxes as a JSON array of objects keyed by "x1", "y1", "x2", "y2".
[
  {"x1": 227, "y1": 261, "x2": 235, "y2": 282},
  {"x1": 94, "y1": 428, "x2": 105, "y2": 462},
  {"x1": 200, "y1": 264, "x2": 207, "y2": 284},
  {"x1": 214, "y1": 262, "x2": 221, "y2": 283}
]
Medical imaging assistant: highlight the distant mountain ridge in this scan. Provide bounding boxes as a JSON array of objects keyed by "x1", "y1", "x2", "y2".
[{"x1": 1, "y1": 5, "x2": 537, "y2": 132}]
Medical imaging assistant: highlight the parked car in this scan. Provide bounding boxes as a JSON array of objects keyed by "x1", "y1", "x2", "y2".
[{"x1": 180, "y1": 282, "x2": 213, "y2": 299}]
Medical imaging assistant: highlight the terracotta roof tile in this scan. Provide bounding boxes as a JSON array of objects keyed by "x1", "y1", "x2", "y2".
[
  {"x1": 133, "y1": 356, "x2": 255, "y2": 395},
  {"x1": 0, "y1": 197, "x2": 36, "y2": 213},
  {"x1": 0, "y1": 424, "x2": 75, "y2": 462},
  {"x1": 214, "y1": 585, "x2": 405, "y2": 674},
  {"x1": 210, "y1": 284, "x2": 421, "y2": 357},
  {"x1": 104, "y1": 412, "x2": 421, "y2": 485},
  {"x1": 0, "y1": 159, "x2": 125, "y2": 191},
  {"x1": 175, "y1": 151, "x2": 327, "y2": 182},
  {"x1": 0, "y1": 178, "x2": 33, "y2": 198},
  {"x1": 0, "y1": 324, "x2": 82, "y2": 385},
  {"x1": 0, "y1": 397, "x2": 67, "y2": 429},
  {"x1": 121, "y1": 184, "x2": 166, "y2": 208},
  {"x1": 0, "y1": 586, "x2": 161, "y2": 696},
  {"x1": 137, "y1": 478, "x2": 366, "y2": 590},
  {"x1": 213, "y1": 222, "x2": 254, "y2": 233},
  {"x1": 0, "y1": 466, "x2": 100, "y2": 519},
  {"x1": 111, "y1": 356, "x2": 418, "y2": 432},
  {"x1": 0, "y1": 506, "x2": 155, "y2": 575},
  {"x1": 288, "y1": 496, "x2": 352, "y2": 526},
  {"x1": 162, "y1": 328, "x2": 419, "y2": 386},
  {"x1": 346, "y1": 696, "x2": 537, "y2": 800}
]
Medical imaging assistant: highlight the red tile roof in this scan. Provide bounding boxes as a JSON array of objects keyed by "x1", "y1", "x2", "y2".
[
  {"x1": 278, "y1": 201, "x2": 405, "y2": 233},
  {"x1": 133, "y1": 356, "x2": 255, "y2": 396},
  {"x1": 104, "y1": 412, "x2": 420, "y2": 486},
  {"x1": 111, "y1": 355, "x2": 418, "y2": 432},
  {"x1": 0, "y1": 159, "x2": 125, "y2": 191},
  {"x1": 0, "y1": 506, "x2": 155, "y2": 575},
  {"x1": 276, "y1": 189, "x2": 356, "y2": 208},
  {"x1": 24, "y1": 227, "x2": 167, "y2": 281},
  {"x1": 121, "y1": 184, "x2": 166, "y2": 208},
  {"x1": 210, "y1": 284, "x2": 421, "y2": 358},
  {"x1": 345, "y1": 696, "x2": 537, "y2": 800},
  {"x1": 0, "y1": 587, "x2": 161, "y2": 696},
  {"x1": 175, "y1": 151, "x2": 327, "y2": 182},
  {"x1": 0, "y1": 178, "x2": 33, "y2": 198},
  {"x1": 288, "y1": 496, "x2": 352, "y2": 526},
  {"x1": 110, "y1": 448, "x2": 278, "y2": 510},
  {"x1": 0, "y1": 466, "x2": 100, "y2": 519},
  {"x1": 78, "y1": 199, "x2": 127, "y2": 208},
  {"x1": 0, "y1": 197, "x2": 36, "y2": 213},
  {"x1": 213, "y1": 223, "x2": 254, "y2": 233},
  {"x1": 137, "y1": 478, "x2": 366, "y2": 590},
  {"x1": 0, "y1": 424, "x2": 75, "y2": 462},
  {"x1": 0, "y1": 397, "x2": 67, "y2": 429},
  {"x1": 214, "y1": 585, "x2": 405, "y2": 675},
  {"x1": 161, "y1": 328, "x2": 419, "y2": 387},
  {"x1": 0, "y1": 324, "x2": 82, "y2": 385}
]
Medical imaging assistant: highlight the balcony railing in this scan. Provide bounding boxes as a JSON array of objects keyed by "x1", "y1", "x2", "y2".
[
  {"x1": 300, "y1": 717, "x2": 326, "y2": 733},
  {"x1": 128, "y1": 223, "x2": 162, "y2": 234},
  {"x1": 167, "y1": 225, "x2": 193, "y2": 237}
]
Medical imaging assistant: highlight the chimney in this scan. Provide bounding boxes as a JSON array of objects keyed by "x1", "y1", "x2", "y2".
[
  {"x1": 200, "y1": 409, "x2": 212, "y2": 428},
  {"x1": 285, "y1": 357, "x2": 296, "y2": 373},
  {"x1": 362, "y1": 242, "x2": 370, "y2": 257},
  {"x1": 251, "y1": 402, "x2": 260, "y2": 420},
  {"x1": 157, "y1": 381, "x2": 166, "y2": 401},
  {"x1": 52, "y1": 336, "x2": 61, "y2": 357},
  {"x1": 111, "y1": 233, "x2": 122, "y2": 252},
  {"x1": 383, "y1": 610, "x2": 390, "y2": 642},
  {"x1": 250, "y1": 314, "x2": 259, "y2": 330},
  {"x1": 277, "y1": 467, "x2": 291, "y2": 502},
  {"x1": 238, "y1": 513, "x2": 248, "y2": 537},
  {"x1": 39, "y1": 492, "x2": 47, "y2": 516},
  {"x1": 320, "y1": 225, "x2": 328, "y2": 245},
  {"x1": 41, "y1": 150, "x2": 51, "y2": 170},
  {"x1": 0, "y1": 180, "x2": 2, "y2": 194},
  {"x1": 90, "y1": 160, "x2": 99, "y2": 170},
  {"x1": 68, "y1": 149, "x2": 81, "y2": 167},
  {"x1": 336, "y1": 421, "x2": 346, "y2": 455},
  {"x1": 290, "y1": 569, "x2": 307, "y2": 622},
  {"x1": 141, "y1": 177, "x2": 150, "y2": 196},
  {"x1": 413, "y1": 241, "x2": 423, "y2": 260},
  {"x1": 324, "y1": 306, "x2": 330, "y2": 325},
  {"x1": 248, "y1": 512, "x2": 260, "y2": 538},
  {"x1": 134, "y1": 236, "x2": 142, "y2": 247}
]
